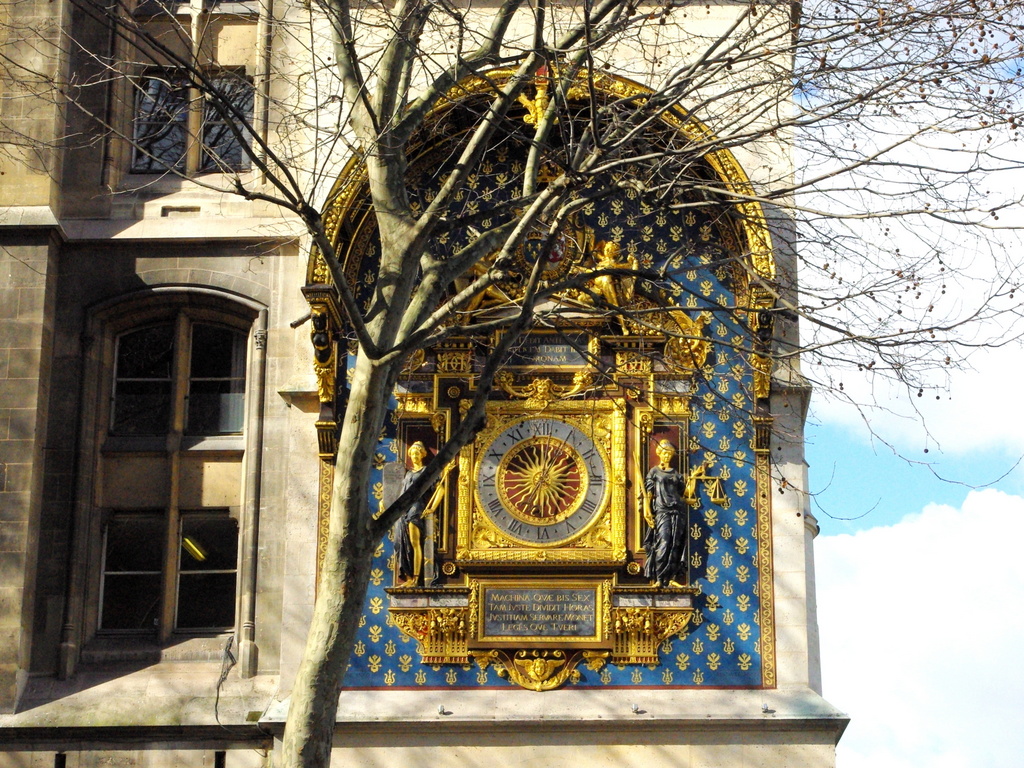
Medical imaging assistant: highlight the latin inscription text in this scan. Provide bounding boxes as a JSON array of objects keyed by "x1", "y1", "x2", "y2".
[{"x1": 483, "y1": 587, "x2": 598, "y2": 638}]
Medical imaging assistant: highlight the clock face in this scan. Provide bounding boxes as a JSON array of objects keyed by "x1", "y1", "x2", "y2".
[{"x1": 476, "y1": 417, "x2": 608, "y2": 545}]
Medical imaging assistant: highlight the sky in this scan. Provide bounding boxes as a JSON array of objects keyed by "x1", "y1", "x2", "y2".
[{"x1": 806, "y1": 343, "x2": 1024, "y2": 767}]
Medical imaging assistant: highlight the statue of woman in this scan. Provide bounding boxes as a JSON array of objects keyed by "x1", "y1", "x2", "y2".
[
  {"x1": 394, "y1": 442, "x2": 443, "y2": 587},
  {"x1": 642, "y1": 439, "x2": 689, "y2": 587}
]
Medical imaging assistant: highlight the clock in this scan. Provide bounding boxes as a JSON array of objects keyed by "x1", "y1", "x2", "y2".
[{"x1": 475, "y1": 417, "x2": 609, "y2": 546}]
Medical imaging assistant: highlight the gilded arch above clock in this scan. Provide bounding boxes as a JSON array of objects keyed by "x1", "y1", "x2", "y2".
[{"x1": 308, "y1": 69, "x2": 777, "y2": 295}]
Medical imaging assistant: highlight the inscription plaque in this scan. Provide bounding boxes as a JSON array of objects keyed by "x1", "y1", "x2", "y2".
[
  {"x1": 482, "y1": 586, "x2": 597, "y2": 639},
  {"x1": 505, "y1": 335, "x2": 587, "y2": 367}
]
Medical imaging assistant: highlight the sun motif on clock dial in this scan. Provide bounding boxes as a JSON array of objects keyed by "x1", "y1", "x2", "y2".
[{"x1": 475, "y1": 417, "x2": 608, "y2": 545}]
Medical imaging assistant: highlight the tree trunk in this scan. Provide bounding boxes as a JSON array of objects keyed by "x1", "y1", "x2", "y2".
[{"x1": 281, "y1": 351, "x2": 396, "y2": 768}]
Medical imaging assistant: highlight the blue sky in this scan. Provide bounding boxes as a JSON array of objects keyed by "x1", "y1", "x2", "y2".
[{"x1": 806, "y1": 420, "x2": 1024, "y2": 536}]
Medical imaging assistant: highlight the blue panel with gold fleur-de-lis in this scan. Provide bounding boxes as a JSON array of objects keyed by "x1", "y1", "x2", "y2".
[{"x1": 340, "y1": 139, "x2": 772, "y2": 691}]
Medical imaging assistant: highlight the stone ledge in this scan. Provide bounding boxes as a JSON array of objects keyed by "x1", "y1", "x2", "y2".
[
  {"x1": 0, "y1": 664, "x2": 278, "y2": 732},
  {"x1": 261, "y1": 687, "x2": 848, "y2": 742},
  {"x1": 60, "y1": 217, "x2": 305, "y2": 242},
  {"x1": 0, "y1": 207, "x2": 60, "y2": 228}
]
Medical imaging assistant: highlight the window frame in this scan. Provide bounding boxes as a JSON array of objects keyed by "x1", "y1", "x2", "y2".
[
  {"x1": 129, "y1": 67, "x2": 256, "y2": 176},
  {"x1": 110, "y1": 0, "x2": 263, "y2": 188},
  {"x1": 175, "y1": 509, "x2": 240, "y2": 631},
  {"x1": 109, "y1": 317, "x2": 249, "y2": 438},
  {"x1": 98, "y1": 510, "x2": 166, "y2": 633},
  {"x1": 75, "y1": 293, "x2": 262, "y2": 647}
]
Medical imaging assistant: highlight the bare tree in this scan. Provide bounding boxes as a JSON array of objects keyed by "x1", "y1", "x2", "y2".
[{"x1": 4, "y1": 0, "x2": 1024, "y2": 763}]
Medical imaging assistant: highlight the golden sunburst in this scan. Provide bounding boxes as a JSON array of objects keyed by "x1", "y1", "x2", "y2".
[{"x1": 498, "y1": 437, "x2": 587, "y2": 522}]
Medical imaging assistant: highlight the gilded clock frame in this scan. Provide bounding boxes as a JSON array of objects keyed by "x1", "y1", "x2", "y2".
[{"x1": 456, "y1": 400, "x2": 628, "y2": 564}]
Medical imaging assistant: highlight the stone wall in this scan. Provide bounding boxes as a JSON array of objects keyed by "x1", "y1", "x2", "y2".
[{"x1": 0, "y1": 230, "x2": 59, "y2": 712}]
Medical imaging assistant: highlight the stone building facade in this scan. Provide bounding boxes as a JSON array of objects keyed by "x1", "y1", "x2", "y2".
[{"x1": 0, "y1": 0, "x2": 846, "y2": 764}]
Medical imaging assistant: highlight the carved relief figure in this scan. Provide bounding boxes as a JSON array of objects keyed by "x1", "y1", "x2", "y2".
[
  {"x1": 590, "y1": 240, "x2": 638, "y2": 308},
  {"x1": 394, "y1": 442, "x2": 444, "y2": 587},
  {"x1": 643, "y1": 439, "x2": 689, "y2": 587}
]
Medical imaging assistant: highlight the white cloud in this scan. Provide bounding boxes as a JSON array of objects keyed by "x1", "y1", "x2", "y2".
[
  {"x1": 815, "y1": 489, "x2": 1024, "y2": 768},
  {"x1": 809, "y1": 342, "x2": 1024, "y2": 458}
]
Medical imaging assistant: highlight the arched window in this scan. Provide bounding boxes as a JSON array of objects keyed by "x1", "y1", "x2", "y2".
[{"x1": 68, "y1": 291, "x2": 265, "y2": 653}]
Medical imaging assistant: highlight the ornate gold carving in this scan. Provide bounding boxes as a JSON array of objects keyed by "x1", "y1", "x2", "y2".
[
  {"x1": 602, "y1": 581, "x2": 613, "y2": 640},
  {"x1": 663, "y1": 311, "x2": 711, "y2": 372},
  {"x1": 397, "y1": 393, "x2": 432, "y2": 414},
  {"x1": 638, "y1": 411, "x2": 655, "y2": 442},
  {"x1": 402, "y1": 348, "x2": 426, "y2": 374},
  {"x1": 616, "y1": 351, "x2": 651, "y2": 375},
  {"x1": 755, "y1": 450, "x2": 776, "y2": 687},
  {"x1": 425, "y1": 607, "x2": 470, "y2": 664},
  {"x1": 575, "y1": 516, "x2": 617, "y2": 553},
  {"x1": 436, "y1": 69, "x2": 773, "y2": 279},
  {"x1": 310, "y1": 251, "x2": 330, "y2": 285},
  {"x1": 517, "y1": 70, "x2": 551, "y2": 126},
  {"x1": 309, "y1": 66, "x2": 782, "y2": 690},
  {"x1": 473, "y1": 649, "x2": 609, "y2": 691},
  {"x1": 391, "y1": 606, "x2": 470, "y2": 664},
  {"x1": 494, "y1": 370, "x2": 595, "y2": 409},
  {"x1": 656, "y1": 610, "x2": 695, "y2": 640},
  {"x1": 436, "y1": 349, "x2": 472, "y2": 374},
  {"x1": 571, "y1": 239, "x2": 642, "y2": 333},
  {"x1": 447, "y1": 386, "x2": 461, "y2": 399},
  {"x1": 750, "y1": 286, "x2": 776, "y2": 311},
  {"x1": 649, "y1": 395, "x2": 692, "y2": 418},
  {"x1": 613, "y1": 608, "x2": 654, "y2": 664},
  {"x1": 430, "y1": 410, "x2": 447, "y2": 435},
  {"x1": 683, "y1": 462, "x2": 728, "y2": 506},
  {"x1": 452, "y1": 214, "x2": 593, "y2": 314},
  {"x1": 612, "y1": 606, "x2": 695, "y2": 665},
  {"x1": 315, "y1": 459, "x2": 333, "y2": 590},
  {"x1": 458, "y1": 404, "x2": 627, "y2": 564},
  {"x1": 390, "y1": 610, "x2": 430, "y2": 641},
  {"x1": 472, "y1": 526, "x2": 515, "y2": 550},
  {"x1": 390, "y1": 580, "x2": 702, "y2": 684},
  {"x1": 752, "y1": 354, "x2": 772, "y2": 399},
  {"x1": 315, "y1": 420, "x2": 338, "y2": 458},
  {"x1": 312, "y1": 70, "x2": 777, "y2": 323},
  {"x1": 495, "y1": 436, "x2": 588, "y2": 522},
  {"x1": 310, "y1": 306, "x2": 336, "y2": 404},
  {"x1": 752, "y1": 415, "x2": 772, "y2": 454}
]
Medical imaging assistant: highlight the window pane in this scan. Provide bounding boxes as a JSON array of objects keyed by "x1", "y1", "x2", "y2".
[
  {"x1": 101, "y1": 515, "x2": 163, "y2": 631},
  {"x1": 105, "y1": 515, "x2": 164, "y2": 572},
  {"x1": 116, "y1": 325, "x2": 174, "y2": 378},
  {"x1": 132, "y1": 75, "x2": 189, "y2": 173},
  {"x1": 177, "y1": 514, "x2": 238, "y2": 630},
  {"x1": 180, "y1": 515, "x2": 238, "y2": 572},
  {"x1": 112, "y1": 325, "x2": 174, "y2": 435},
  {"x1": 112, "y1": 380, "x2": 173, "y2": 434},
  {"x1": 101, "y1": 574, "x2": 163, "y2": 630},
  {"x1": 176, "y1": 573, "x2": 237, "y2": 629},
  {"x1": 200, "y1": 74, "x2": 254, "y2": 172},
  {"x1": 190, "y1": 324, "x2": 245, "y2": 378},
  {"x1": 187, "y1": 325, "x2": 247, "y2": 434},
  {"x1": 187, "y1": 381, "x2": 245, "y2": 434}
]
